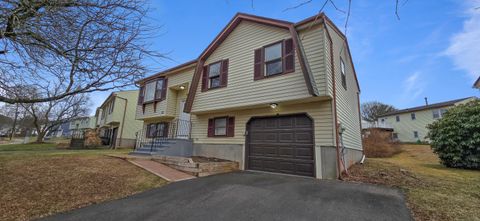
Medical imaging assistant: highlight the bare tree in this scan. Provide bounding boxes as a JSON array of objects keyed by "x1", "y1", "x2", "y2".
[
  {"x1": 283, "y1": 0, "x2": 407, "y2": 34},
  {"x1": 0, "y1": 0, "x2": 163, "y2": 104},
  {"x1": 361, "y1": 101, "x2": 398, "y2": 122},
  {"x1": 21, "y1": 94, "x2": 90, "y2": 143}
]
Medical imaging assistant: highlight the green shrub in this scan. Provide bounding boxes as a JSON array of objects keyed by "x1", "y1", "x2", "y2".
[{"x1": 427, "y1": 100, "x2": 480, "y2": 169}]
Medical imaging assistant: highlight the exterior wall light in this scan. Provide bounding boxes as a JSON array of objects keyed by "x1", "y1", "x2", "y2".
[
  {"x1": 270, "y1": 103, "x2": 278, "y2": 109},
  {"x1": 179, "y1": 85, "x2": 185, "y2": 90}
]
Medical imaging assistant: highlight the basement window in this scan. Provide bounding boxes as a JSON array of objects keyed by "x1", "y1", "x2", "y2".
[{"x1": 214, "y1": 118, "x2": 227, "y2": 136}]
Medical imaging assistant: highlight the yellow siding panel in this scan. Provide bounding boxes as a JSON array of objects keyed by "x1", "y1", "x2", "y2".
[
  {"x1": 191, "y1": 101, "x2": 334, "y2": 146},
  {"x1": 298, "y1": 24, "x2": 328, "y2": 96},
  {"x1": 326, "y1": 25, "x2": 362, "y2": 150},
  {"x1": 191, "y1": 21, "x2": 313, "y2": 113}
]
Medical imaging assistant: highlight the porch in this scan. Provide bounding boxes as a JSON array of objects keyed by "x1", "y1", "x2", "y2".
[{"x1": 133, "y1": 119, "x2": 193, "y2": 156}]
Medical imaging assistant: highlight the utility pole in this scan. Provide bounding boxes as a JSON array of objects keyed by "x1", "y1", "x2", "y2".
[{"x1": 10, "y1": 104, "x2": 19, "y2": 141}]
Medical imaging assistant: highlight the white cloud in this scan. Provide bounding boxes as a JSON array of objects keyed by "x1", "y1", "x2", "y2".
[
  {"x1": 402, "y1": 71, "x2": 425, "y2": 102},
  {"x1": 445, "y1": 2, "x2": 480, "y2": 80}
]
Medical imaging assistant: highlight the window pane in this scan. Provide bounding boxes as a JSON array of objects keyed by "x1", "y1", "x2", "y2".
[
  {"x1": 210, "y1": 77, "x2": 220, "y2": 88},
  {"x1": 266, "y1": 60, "x2": 283, "y2": 76},
  {"x1": 215, "y1": 127, "x2": 226, "y2": 136},
  {"x1": 148, "y1": 124, "x2": 157, "y2": 137},
  {"x1": 265, "y1": 43, "x2": 282, "y2": 61},
  {"x1": 144, "y1": 81, "x2": 156, "y2": 102},
  {"x1": 157, "y1": 124, "x2": 165, "y2": 137},
  {"x1": 214, "y1": 118, "x2": 227, "y2": 136},
  {"x1": 432, "y1": 110, "x2": 440, "y2": 119},
  {"x1": 209, "y1": 62, "x2": 221, "y2": 77},
  {"x1": 341, "y1": 59, "x2": 345, "y2": 74},
  {"x1": 156, "y1": 79, "x2": 164, "y2": 91}
]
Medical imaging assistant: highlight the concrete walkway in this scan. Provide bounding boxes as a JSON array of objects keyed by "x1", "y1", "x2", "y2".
[{"x1": 129, "y1": 159, "x2": 195, "y2": 182}]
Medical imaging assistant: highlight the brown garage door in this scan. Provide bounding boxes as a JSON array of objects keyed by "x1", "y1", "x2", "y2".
[{"x1": 246, "y1": 114, "x2": 315, "y2": 177}]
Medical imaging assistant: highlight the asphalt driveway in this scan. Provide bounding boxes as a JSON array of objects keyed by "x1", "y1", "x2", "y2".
[{"x1": 41, "y1": 171, "x2": 412, "y2": 221}]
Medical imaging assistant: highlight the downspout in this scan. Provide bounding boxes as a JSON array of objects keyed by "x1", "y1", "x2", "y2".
[
  {"x1": 324, "y1": 21, "x2": 343, "y2": 180},
  {"x1": 116, "y1": 95, "x2": 128, "y2": 148}
]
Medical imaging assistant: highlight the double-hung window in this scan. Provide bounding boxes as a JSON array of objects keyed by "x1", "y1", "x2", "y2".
[
  {"x1": 433, "y1": 109, "x2": 447, "y2": 119},
  {"x1": 254, "y1": 38, "x2": 294, "y2": 80},
  {"x1": 214, "y1": 117, "x2": 227, "y2": 136},
  {"x1": 411, "y1": 113, "x2": 416, "y2": 120},
  {"x1": 208, "y1": 62, "x2": 221, "y2": 89},
  {"x1": 207, "y1": 116, "x2": 235, "y2": 137},
  {"x1": 264, "y1": 42, "x2": 283, "y2": 76}
]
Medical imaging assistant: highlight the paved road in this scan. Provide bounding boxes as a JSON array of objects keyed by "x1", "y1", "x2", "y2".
[{"x1": 41, "y1": 171, "x2": 412, "y2": 221}]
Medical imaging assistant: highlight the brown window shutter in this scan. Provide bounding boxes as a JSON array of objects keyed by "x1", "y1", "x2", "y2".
[
  {"x1": 254, "y1": 48, "x2": 264, "y2": 80},
  {"x1": 220, "y1": 59, "x2": 228, "y2": 87},
  {"x1": 227, "y1": 117, "x2": 235, "y2": 137},
  {"x1": 207, "y1": 118, "x2": 215, "y2": 137},
  {"x1": 284, "y1": 38, "x2": 295, "y2": 73},
  {"x1": 161, "y1": 78, "x2": 168, "y2": 100},
  {"x1": 138, "y1": 86, "x2": 145, "y2": 104},
  {"x1": 201, "y1": 66, "x2": 209, "y2": 91}
]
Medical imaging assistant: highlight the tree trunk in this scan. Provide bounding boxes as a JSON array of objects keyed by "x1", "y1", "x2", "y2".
[{"x1": 36, "y1": 131, "x2": 46, "y2": 143}]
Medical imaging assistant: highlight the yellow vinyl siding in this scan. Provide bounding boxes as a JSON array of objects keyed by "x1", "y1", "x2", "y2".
[
  {"x1": 325, "y1": 24, "x2": 362, "y2": 150},
  {"x1": 191, "y1": 101, "x2": 334, "y2": 146},
  {"x1": 135, "y1": 67, "x2": 194, "y2": 120},
  {"x1": 298, "y1": 24, "x2": 329, "y2": 96},
  {"x1": 115, "y1": 91, "x2": 143, "y2": 140},
  {"x1": 191, "y1": 21, "x2": 313, "y2": 113}
]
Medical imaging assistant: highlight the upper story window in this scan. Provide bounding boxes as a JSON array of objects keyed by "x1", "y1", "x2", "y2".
[
  {"x1": 207, "y1": 116, "x2": 235, "y2": 137},
  {"x1": 396, "y1": 116, "x2": 400, "y2": 122},
  {"x1": 432, "y1": 109, "x2": 447, "y2": 119},
  {"x1": 254, "y1": 38, "x2": 294, "y2": 80},
  {"x1": 340, "y1": 57, "x2": 347, "y2": 90},
  {"x1": 411, "y1": 113, "x2": 416, "y2": 120},
  {"x1": 138, "y1": 78, "x2": 168, "y2": 104},
  {"x1": 208, "y1": 62, "x2": 221, "y2": 88},
  {"x1": 144, "y1": 81, "x2": 156, "y2": 102},
  {"x1": 202, "y1": 60, "x2": 228, "y2": 91},
  {"x1": 264, "y1": 43, "x2": 283, "y2": 76}
]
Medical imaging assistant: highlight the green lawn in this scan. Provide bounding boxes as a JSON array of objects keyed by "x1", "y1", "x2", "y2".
[
  {"x1": 346, "y1": 144, "x2": 480, "y2": 221},
  {"x1": 0, "y1": 142, "x2": 167, "y2": 221}
]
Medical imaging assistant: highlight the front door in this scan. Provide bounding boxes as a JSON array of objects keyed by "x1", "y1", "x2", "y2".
[{"x1": 176, "y1": 101, "x2": 190, "y2": 139}]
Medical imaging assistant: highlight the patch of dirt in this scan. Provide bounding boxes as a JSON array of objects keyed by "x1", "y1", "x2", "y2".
[
  {"x1": 345, "y1": 161, "x2": 433, "y2": 189},
  {"x1": 191, "y1": 156, "x2": 230, "y2": 163},
  {"x1": 0, "y1": 154, "x2": 166, "y2": 221}
]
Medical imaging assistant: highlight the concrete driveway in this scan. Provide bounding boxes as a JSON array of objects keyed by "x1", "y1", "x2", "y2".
[{"x1": 42, "y1": 171, "x2": 412, "y2": 221}]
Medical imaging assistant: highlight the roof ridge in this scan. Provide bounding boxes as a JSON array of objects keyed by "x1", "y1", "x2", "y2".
[{"x1": 379, "y1": 97, "x2": 476, "y2": 117}]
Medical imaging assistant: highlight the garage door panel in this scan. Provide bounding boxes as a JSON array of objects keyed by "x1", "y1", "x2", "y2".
[
  {"x1": 295, "y1": 132, "x2": 314, "y2": 143},
  {"x1": 247, "y1": 114, "x2": 314, "y2": 177},
  {"x1": 295, "y1": 116, "x2": 312, "y2": 128},
  {"x1": 264, "y1": 119, "x2": 277, "y2": 129},
  {"x1": 278, "y1": 132, "x2": 294, "y2": 142}
]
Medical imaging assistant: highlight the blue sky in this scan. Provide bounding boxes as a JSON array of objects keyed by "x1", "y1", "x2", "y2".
[{"x1": 90, "y1": 0, "x2": 480, "y2": 112}]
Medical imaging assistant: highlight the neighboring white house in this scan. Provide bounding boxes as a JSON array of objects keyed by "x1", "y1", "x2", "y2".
[
  {"x1": 377, "y1": 97, "x2": 476, "y2": 142},
  {"x1": 69, "y1": 116, "x2": 96, "y2": 131}
]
